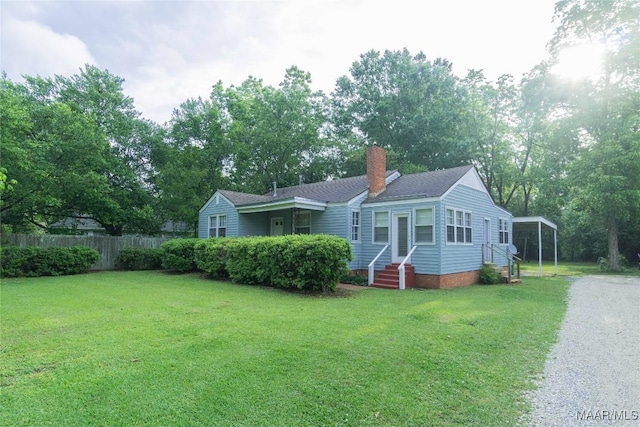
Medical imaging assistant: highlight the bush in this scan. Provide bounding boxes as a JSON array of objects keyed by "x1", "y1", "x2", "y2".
[
  {"x1": 340, "y1": 273, "x2": 368, "y2": 286},
  {"x1": 479, "y1": 264, "x2": 502, "y2": 285},
  {"x1": 160, "y1": 238, "x2": 200, "y2": 273},
  {"x1": 116, "y1": 248, "x2": 163, "y2": 270},
  {"x1": 194, "y1": 238, "x2": 236, "y2": 278},
  {"x1": 225, "y1": 235, "x2": 353, "y2": 292},
  {"x1": 0, "y1": 246, "x2": 99, "y2": 278}
]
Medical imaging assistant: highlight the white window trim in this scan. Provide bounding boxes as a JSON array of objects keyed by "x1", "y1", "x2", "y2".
[
  {"x1": 499, "y1": 217, "x2": 510, "y2": 245},
  {"x1": 445, "y1": 207, "x2": 473, "y2": 245},
  {"x1": 350, "y1": 209, "x2": 361, "y2": 243},
  {"x1": 293, "y1": 210, "x2": 312, "y2": 234},
  {"x1": 372, "y1": 210, "x2": 390, "y2": 245},
  {"x1": 413, "y1": 207, "x2": 435, "y2": 245},
  {"x1": 208, "y1": 214, "x2": 227, "y2": 238}
]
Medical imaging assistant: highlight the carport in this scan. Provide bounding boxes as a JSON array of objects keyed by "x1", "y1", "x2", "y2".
[{"x1": 513, "y1": 216, "x2": 558, "y2": 276}]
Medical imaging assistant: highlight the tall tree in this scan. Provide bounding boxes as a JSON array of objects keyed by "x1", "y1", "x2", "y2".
[
  {"x1": 154, "y1": 86, "x2": 232, "y2": 228},
  {"x1": 461, "y1": 71, "x2": 520, "y2": 209},
  {"x1": 2, "y1": 66, "x2": 163, "y2": 235},
  {"x1": 548, "y1": 0, "x2": 640, "y2": 270},
  {"x1": 227, "y1": 67, "x2": 337, "y2": 194},
  {"x1": 0, "y1": 77, "x2": 109, "y2": 231},
  {"x1": 332, "y1": 49, "x2": 472, "y2": 172}
]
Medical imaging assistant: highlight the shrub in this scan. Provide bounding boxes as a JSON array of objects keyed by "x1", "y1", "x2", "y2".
[
  {"x1": 225, "y1": 235, "x2": 353, "y2": 292},
  {"x1": 160, "y1": 238, "x2": 200, "y2": 273},
  {"x1": 340, "y1": 273, "x2": 368, "y2": 286},
  {"x1": 194, "y1": 238, "x2": 236, "y2": 278},
  {"x1": 0, "y1": 246, "x2": 99, "y2": 278},
  {"x1": 116, "y1": 248, "x2": 163, "y2": 270},
  {"x1": 479, "y1": 264, "x2": 502, "y2": 285}
]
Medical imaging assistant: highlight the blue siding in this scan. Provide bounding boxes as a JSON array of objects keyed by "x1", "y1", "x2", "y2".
[
  {"x1": 239, "y1": 212, "x2": 269, "y2": 236},
  {"x1": 313, "y1": 205, "x2": 348, "y2": 237},
  {"x1": 361, "y1": 205, "x2": 391, "y2": 271},
  {"x1": 361, "y1": 202, "x2": 441, "y2": 274},
  {"x1": 439, "y1": 185, "x2": 512, "y2": 274},
  {"x1": 198, "y1": 193, "x2": 239, "y2": 238}
]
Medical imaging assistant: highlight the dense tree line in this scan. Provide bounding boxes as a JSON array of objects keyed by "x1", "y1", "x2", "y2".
[{"x1": 1, "y1": 0, "x2": 638, "y2": 269}]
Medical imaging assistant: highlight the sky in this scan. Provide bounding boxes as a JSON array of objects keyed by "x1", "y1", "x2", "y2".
[{"x1": 1, "y1": 0, "x2": 560, "y2": 125}]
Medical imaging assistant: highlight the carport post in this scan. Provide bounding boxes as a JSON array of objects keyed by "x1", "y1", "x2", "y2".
[
  {"x1": 538, "y1": 221, "x2": 542, "y2": 277},
  {"x1": 554, "y1": 228, "x2": 558, "y2": 275}
]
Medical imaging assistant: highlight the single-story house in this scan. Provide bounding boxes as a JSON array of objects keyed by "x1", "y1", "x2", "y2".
[{"x1": 199, "y1": 147, "x2": 514, "y2": 289}]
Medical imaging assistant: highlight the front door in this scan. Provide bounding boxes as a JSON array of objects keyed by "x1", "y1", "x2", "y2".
[
  {"x1": 484, "y1": 218, "x2": 491, "y2": 262},
  {"x1": 392, "y1": 213, "x2": 410, "y2": 263},
  {"x1": 271, "y1": 217, "x2": 284, "y2": 236}
]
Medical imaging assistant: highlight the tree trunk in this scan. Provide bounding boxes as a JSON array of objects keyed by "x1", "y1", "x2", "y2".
[
  {"x1": 104, "y1": 224, "x2": 124, "y2": 236},
  {"x1": 607, "y1": 216, "x2": 620, "y2": 271}
]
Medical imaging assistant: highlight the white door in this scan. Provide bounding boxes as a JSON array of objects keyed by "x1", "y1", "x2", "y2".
[
  {"x1": 484, "y1": 219, "x2": 491, "y2": 262},
  {"x1": 271, "y1": 217, "x2": 284, "y2": 236},
  {"x1": 392, "y1": 213, "x2": 410, "y2": 263}
]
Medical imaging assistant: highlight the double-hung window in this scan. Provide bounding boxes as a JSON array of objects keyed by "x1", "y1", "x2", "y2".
[
  {"x1": 209, "y1": 214, "x2": 227, "y2": 237},
  {"x1": 293, "y1": 211, "x2": 311, "y2": 234},
  {"x1": 446, "y1": 208, "x2": 472, "y2": 244},
  {"x1": 351, "y1": 210, "x2": 361, "y2": 242},
  {"x1": 499, "y1": 218, "x2": 509, "y2": 244},
  {"x1": 414, "y1": 208, "x2": 434, "y2": 244},
  {"x1": 373, "y1": 211, "x2": 389, "y2": 244}
]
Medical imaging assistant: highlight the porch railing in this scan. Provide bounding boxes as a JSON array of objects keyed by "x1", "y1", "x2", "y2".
[
  {"x1": 398, "y1": 245, "x2": 417, "y2": 290},
  {"x1": 482, "y1": 243, "x2": 521, "y2": 282},
  {"x1": 368, "y1": 245, "x2": 388, "y2": 285}
]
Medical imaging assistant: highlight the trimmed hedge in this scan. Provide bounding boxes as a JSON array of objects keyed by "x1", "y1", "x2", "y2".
[
  {"x1": 116, "y1": 248, "x2": 163, "y2": 270},
  {"x1": 0, "y1": 246, "x2": 99, "y2": 278},
  {"x1": 160, "y1": 238, "x2": 200, "y2": 273},
  {"x1": 194, "y1": 238, "x2": 235, "y2": 278},
  {"x1": 224, "y1": 235, "x2": 353, "y2": 292}
]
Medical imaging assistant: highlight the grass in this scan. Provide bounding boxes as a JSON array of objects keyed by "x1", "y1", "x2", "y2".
[
  {"x1": 1, "y1": 271, "x2": 569, "y2": 426},
  {"x1": 519, "y1": 260, "x2": 640, "y2": 277}
]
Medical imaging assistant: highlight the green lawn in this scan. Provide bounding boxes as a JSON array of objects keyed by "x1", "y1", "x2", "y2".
[
  {"x1": 1, "y1": 271, "x2": 568, "y2": 426},
  {"x1": 519, "y1": 260, "x2": 640, "y2": 277}
]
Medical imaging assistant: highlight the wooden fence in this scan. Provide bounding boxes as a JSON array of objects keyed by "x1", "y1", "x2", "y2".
[{"x1": 1, "y1": 234, "x2": 173, "y2": 270}]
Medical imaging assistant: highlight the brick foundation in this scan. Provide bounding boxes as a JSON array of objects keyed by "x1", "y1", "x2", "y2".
[{"x1": 415, "y1": 270, "x2": 480, "y2": 289}]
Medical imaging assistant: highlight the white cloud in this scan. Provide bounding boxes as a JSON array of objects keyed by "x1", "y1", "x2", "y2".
[
  {"x1": 1, "y1": 14, "x2": 96, "y2": 79},
  {"x1": 1, "y1": 0, "x2": 559, "y2": 125}
]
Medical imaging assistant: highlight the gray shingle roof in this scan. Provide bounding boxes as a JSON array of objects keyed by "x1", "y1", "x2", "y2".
[
  {"x1": 364, "y1": 165, "x2": 474, "y2": 203},
  {"x1": 218, "y1": 190, "x2": 272, "y2": 206},
  {"x1": 217, "y1": 166, "x2": 474, "y2": 207},
  {"x1": 220, "y1": 172, "x2": 396, "y2": 206}
]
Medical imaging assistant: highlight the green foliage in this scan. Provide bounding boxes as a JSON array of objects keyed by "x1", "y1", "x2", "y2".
[
  {"x1": 0, "y1": 246, "x2": 99, "y2": 278},
  {"x1": 224, "y1": 235, "x2": 353, "y2": 292},
  {"x1": 194, "y1": 238, "x2": 236, "y2": 278},
  {"x1": 160, "y1": 238, "x2": 201, "y2": 273},
  {"x1": 479, "y1": 264, "x2": 502, "y2": 285},
  {"x1": 0, "y1": 67, "x2": 163, "y2": 236},
  {"x1": 340, "y1": 272, "x2": 368, "y2": 286},
  {"x1": 332, "y1": 49, "x2": 473, "y2": 171},
  {"x1": 115, "y1": 248, "x2": 163, "y2": 271}
]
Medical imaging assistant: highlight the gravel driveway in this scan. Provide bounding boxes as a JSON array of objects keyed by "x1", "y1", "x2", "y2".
[{"x1": 527, "y1": 275, "x2": 640, "y2": 426}]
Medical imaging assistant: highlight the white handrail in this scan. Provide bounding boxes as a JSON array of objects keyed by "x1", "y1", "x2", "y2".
[
  {"x1": 368, "y1": 245, "x2": 389, "y2": 285},
  {"x1": 398, "y1": 246, "x2": 417, "y2": 290}
]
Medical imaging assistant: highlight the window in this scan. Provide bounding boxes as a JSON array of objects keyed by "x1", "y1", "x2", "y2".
[
  {"x1": 373, "y1": 211, "x2": 389, "y2": 243},
  {"x1": 446, "y1": 208, "x2": 472, "y2": 244},
  {"x1": 209, "y1": 215, "x2": 227, "y2": 238},
  {"x1": 499, "y1": 218, "x2": 509, "y2": 244},
  {"x1": 351, "y1": 210, "x2": 360, "y2": 242},
  {"x1": 414, "y1": 208, "x2": 434, "y2": 243},
  {"x1": 294, "y1": 210, "x2": 311, "y2": 234}
]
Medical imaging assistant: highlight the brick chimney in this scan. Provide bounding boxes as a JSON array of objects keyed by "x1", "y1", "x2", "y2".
[{"x1": 367, "y1": 146, "x2": 387, "y2": 198}]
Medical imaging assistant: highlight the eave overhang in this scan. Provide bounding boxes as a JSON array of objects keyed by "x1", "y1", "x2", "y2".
[{"x1": 237, "y1": 197, "x2": 327, "y2": 213}]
